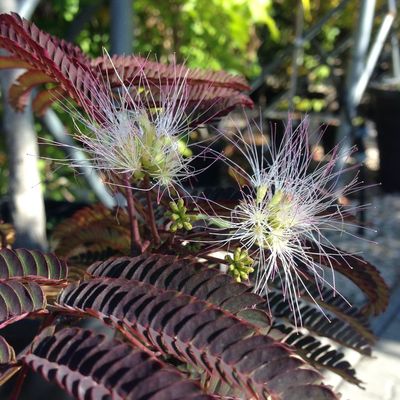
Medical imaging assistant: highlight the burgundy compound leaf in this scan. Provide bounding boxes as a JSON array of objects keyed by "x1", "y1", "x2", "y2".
[{"x1": 23, "y1": 327, "x2": 215, "y2": 400}]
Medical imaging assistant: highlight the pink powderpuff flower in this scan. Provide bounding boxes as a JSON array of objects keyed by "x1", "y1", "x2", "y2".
[
  {"x1": 67, "y1": 53, "x2": 212, "y2": 197},
  {"x1": 208, "y1": 117, "x2": 366, "y2": 325}
]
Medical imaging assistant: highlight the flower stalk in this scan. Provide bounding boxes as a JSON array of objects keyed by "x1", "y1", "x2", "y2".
[
  {"x1": 123, "y1": 176, "x2": 142, "y2": 255},
  {"x1": 144, "y1": 176, "x2": 161, "y2": 245}
]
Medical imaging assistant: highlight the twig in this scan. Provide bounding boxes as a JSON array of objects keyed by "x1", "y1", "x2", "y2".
[
  {"x1": 9, "y1": 312, "x2": 57, "y2": 400},
  {"x1": 123, "y1": 176, "x2": 142, "y2": 254},
  {"x1": 9, "y1": 365, "x2": 28, "y2": 400},
  {"x1": 144, "y1": 177, "x2": 161, "y2": 245}
]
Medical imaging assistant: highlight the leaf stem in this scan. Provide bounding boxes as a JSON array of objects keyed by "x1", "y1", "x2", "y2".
[
  {"x1": 10, "y1": 365, "x2": 28, "y2": 400},
  {"x1": 144, "y1": 177, "x2": 161, "y2": 245},
  {"x1": 123, "y1": 176, "x2": 142, "y2": 254}
]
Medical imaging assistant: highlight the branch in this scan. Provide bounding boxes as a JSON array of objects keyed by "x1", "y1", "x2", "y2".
[{"x1": 123, "y1": 176, "x2": 142, "y2": 255}]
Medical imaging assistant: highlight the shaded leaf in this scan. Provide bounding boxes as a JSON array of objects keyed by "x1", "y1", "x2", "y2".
[
  {"x1": 303, "y1": 283, "x2": 375, "y2": 344},
  {"x1": 266, "y1": 288, "x2": 374, "y2": 355},
  {"x1": 8, "y1": 70, "x2": 56, "y2": 111},
  {"x1": 86, "y1": 255, "x2": 371, "y2": 385},
  {"x1": 274, "y1": 323, "x2": 362, "y2": 386},
  {"x1": 51, "y1": 204, "x2": 130, "y2": 264},
  {"x1": 310, "y1": 244, "x2": 389, "y2": 315}
]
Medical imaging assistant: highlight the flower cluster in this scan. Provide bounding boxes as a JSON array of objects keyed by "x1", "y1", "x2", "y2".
[
  {"x1": 208, "y1": 119, "x2": 362, "y2": 324},
  {"x1": 225, "y1": 247, "x2": 254, "y2": 282},
  {"x1": 70, "y1": 56, "x2": 199, "y2": 195},
  {"x1": 165, "y1": 198, "x2": 196, "y2": 232}
]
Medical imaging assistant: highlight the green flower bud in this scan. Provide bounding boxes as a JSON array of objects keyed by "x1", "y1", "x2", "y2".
[
  {"x1": 225, "y1": 248, "x2": 254, "y2": 283},
  {"x1": 268, "y1": 189, "x2": 284, "y2": 210},
  {"x1": 183, "y1": 222, "x2": 193, "y2": 231},
  {"x1": 165, "y1": 198, "x2": 196, "y2": 232},
  {"x1": 256, "y1": 185, "x2": 268, "y2": 204}
]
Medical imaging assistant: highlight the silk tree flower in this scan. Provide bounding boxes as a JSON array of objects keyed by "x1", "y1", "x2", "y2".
[
  {"x1": 208, "y1": 118, "x2": 364, "y2": 324},
  {"x1": 68, "y1": 55, "x2": 208, "y2": 196}
]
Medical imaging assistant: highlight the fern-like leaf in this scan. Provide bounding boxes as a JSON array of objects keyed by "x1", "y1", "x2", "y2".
[
  {"x1": 271, "y1": 323, "x2": 362, "y2": 385},
  {"x1": 0, "y1": 13, "x2": 252, "y2": 120},
  {"x1": 87, "y1": 254, "x2": 366, "y2": 384},
  {"x1": 56, "y1": 276, "x2": 337, "y2": 400},
  {"x1": 267, "y1": 288, "x2": 374, "y2": 355},
  {"x1": 23, "y1": 327, "x2": 214, "y2": 400},
  {"x1": 91, "y1": 55, "x2": 253, "y2": 124},
  {"x1": 87, "y1": 254, "x2": 270, "y2": 327},
  {"x1": 301, "y1": 283, "x2": 375, "y2": 343},
  {"x1": 0, "y1": 13, "x2": 106, "y2": 120},
  {"x1": 0, "y1": 248, "x2": 68, "y2": 385},
  {"x1": 92, "y1": 54, "x2": 250, "y2": 91}
]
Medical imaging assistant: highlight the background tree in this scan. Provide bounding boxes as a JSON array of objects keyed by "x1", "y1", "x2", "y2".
[{"x1": 0, "y1": 0, "x2": 47, "y2": 250}]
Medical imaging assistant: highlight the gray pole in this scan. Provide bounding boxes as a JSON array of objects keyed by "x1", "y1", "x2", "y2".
[
  {"x1": 110, "y1": 0, "x2": 133, "y2": 55},
  {"x1": 288, "y1": 1, "x2": 304, "y2": 112},
  {"x1": 389, "y1": 0, "x2": 400, "y2": 80},
  {"x1": 335, "y1": 0, "x2": 376, "y2": 167},
  {"x1": 251, "y1": 0, "x2": 350, "y2": 93}
]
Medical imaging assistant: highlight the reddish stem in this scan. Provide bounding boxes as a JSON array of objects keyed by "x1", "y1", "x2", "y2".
[
  {"x1": 10, "y1": 365, "x2": 28, "y2": 400},
  {"x1": 10, "y1": 312, "x2": 58, "y2": 400},
  {"x1": 144, "y1": 177, "x2": 161, "y2": 245},
  {"x1": 123, "y1": 177, "x2": 142, "y2": 254}
]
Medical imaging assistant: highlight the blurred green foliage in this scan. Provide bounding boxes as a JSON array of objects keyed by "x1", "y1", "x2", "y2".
[
  {"x1": 133, "y1": 0, "x2": 277, "y2": 75},
  {"x1": 1, "y1": 1, "x2": 376, "y2": 206},
  {"x1": 32, "y1": 1, "x2": 365, "y2": 94},
  {"x1": 36, "y1": 0, "x2": 279, "y2": 76}
]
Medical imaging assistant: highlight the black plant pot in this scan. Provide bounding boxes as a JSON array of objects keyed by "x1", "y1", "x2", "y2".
[{"x1": 370, "y1": 86, "x2": 400, "y2": 192}]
